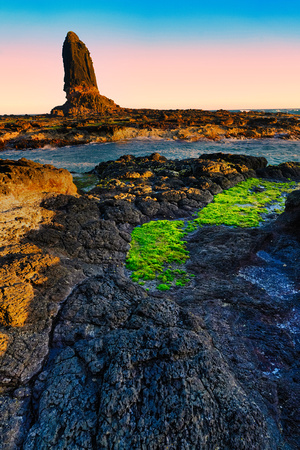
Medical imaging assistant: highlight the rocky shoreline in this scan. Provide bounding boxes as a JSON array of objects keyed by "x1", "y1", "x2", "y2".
[
  {"x1": 1, "y1": 108, "x2": 300, "y2": 151},
  {"x1": 0, "y1": 153, "x2": 299, "y2": 449}
]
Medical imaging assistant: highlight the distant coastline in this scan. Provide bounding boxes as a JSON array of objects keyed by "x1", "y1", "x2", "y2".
[
  {"x1": 230, "y1": 108, "x2": 300, "y2": 115},
  {"x1": 1, "y1": 108, "x2": 300, "y2": 152}
]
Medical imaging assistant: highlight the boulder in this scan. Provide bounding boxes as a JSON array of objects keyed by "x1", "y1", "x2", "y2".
[
  {"x1": 199, "y1": 152, "x2": 268, "y2": 172},
  {"x1": 0, "y1": 158, "x2": 77, "y2": 197},
  {"x1": 275, "y1": 189, "x2": 300, "y2": 237},
  {"x1": 258, "y1": 161, "x2": 300, "y2": 180}
]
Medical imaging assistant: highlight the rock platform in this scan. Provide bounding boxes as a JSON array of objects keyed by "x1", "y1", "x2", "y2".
[
  {"x1": 1, "y1": 108, "x2": 300, "y2": 150},
  {"x1": 0, "y1": 153, "x2": 299, "y2": 449}
]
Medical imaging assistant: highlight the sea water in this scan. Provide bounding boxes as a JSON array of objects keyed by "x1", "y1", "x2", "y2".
[{"x1": 0, "y1": 138, "x2": 299, "y2": 173}]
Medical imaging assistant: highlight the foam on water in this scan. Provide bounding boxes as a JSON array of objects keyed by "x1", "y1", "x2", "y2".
[{"x1": 0, "y1": 138, "x2": 300, "y2": 173}]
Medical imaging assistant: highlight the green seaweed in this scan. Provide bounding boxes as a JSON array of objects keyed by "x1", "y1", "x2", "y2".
[
  {"x1": 126, "y1": 220, "x2": 190, "y2": 287},
  {"x1": 73, "y1": 173, "x2": 99, "y2": 192},
  {"x1": 193, "y1": 178, "x2": 296, "y2": 228},
  {"x1": 126, "y1": 178, "x2": 298, "y2": 290},
  {"x1": 157, "y1": 284, "x2": 171, "y2": 291}
]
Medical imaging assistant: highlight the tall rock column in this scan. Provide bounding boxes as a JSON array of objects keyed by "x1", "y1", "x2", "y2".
[
  {"x1": 51, "y1": 31, "x2": 119, "y2": 116},
  {"x1": 62, "y1": 31, "x2": 98, "y2": 93}
]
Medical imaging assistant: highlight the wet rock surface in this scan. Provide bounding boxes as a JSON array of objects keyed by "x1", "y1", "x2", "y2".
[
  {"x1": 275, "y1": 189, "x2": 300, "y2": 238},
  {"x1": 90, "y1": 151, "x2": 276, "y2": 223},
  {"x1": 0, "y1": 153, "x2": 299, "y2": 449}
]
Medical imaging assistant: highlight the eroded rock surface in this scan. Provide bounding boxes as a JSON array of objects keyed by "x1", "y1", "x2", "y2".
[
  {"x1": 275, "y1": 189, "x2": 300, "y2": 238},
  {"x1": 0, "y1": 158, "x2": 77, "y2": 197},
  {"x1": 0, "y1": 161, "x2": 78, "y2": 391},
  {"x1": 2, "y1": 109, "x2": 300, "y2": 150},
  {"x1": 51, "y1": 31, "x2": 118, "y2": 116},
  {"x1": 0, "y1": 153, "x2": 299, "y2": 449},
  {"x1": 90, "y1": 152, "x2": 272, "y2": 222},
  {"x1": 24, "y1": 272, "x2": 273, "y2": 449}
]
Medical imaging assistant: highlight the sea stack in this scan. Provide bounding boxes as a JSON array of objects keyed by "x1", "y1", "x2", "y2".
[{"x1": 51, "y1": 31, "x2": 119, "y2": 116}]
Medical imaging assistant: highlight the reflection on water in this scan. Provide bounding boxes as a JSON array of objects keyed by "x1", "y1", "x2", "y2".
[
  {"x1": 0, "y1": 138, "x2": 300, "y2": 173},
  {"x1": 239, "y1": 250, "x2": 299, "y2": 301}
]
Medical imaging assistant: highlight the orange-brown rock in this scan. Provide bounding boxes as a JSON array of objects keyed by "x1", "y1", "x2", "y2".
[
  {"x1": 2, "y1": 109, "x2": 300, "y2": 150},
  {"x1": 0, "y1": 159, "x2": 78, "y2": 389},
  {"x1": 0, "y1": 158, "x2": 77, "y2": 197},
  {"x1": 0, "y1": 333, "x2": 9, "y2": 357}
]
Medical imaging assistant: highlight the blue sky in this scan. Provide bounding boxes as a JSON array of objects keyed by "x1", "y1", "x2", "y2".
[
  {"x1": 2, "y1": 1, "x2": 300, "y2": 40},
  {"x1": 3, "y1": 1, "x2": 300, "y2": 18},
  {"x1": 1, "y1": 1, "x2": 300, "y2": 113}
]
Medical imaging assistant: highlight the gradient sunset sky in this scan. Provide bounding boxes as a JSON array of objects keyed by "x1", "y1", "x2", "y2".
[{"x1": 1, "y1": 1, "x2": 300, "y2": 114}]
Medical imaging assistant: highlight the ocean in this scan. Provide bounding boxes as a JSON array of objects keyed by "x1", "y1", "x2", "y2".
[{"x1": 0, "y1": 138, "x2": 299, "y2": 173}]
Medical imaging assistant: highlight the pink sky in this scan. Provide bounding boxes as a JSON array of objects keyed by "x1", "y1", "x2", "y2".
[{"x1": 1, "y1": 40, "x2": 300, "y2": 114}]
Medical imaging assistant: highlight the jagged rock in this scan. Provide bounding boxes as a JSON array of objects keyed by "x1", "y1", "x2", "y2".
[
  {"x1": 23, "y1": 272, "x2": 273, "y2": 450},
  {"x1": 200, "y1": 152, "x2": 268, "y2": 171},
  {"x1": 91, "y1": 153, "x2": 263, "y2": 222},
  {"x1": 275, "y1": 189, "x2": 300, "y2": 237},
  {"x1": 257, "y1": 161, "x2": 300, "y2": 180},
  {"x1": 1, "y1": 154, "x2": 300, "y2": 449},
  {"x1": 2, "y1": 110, "x2": 300, "y2": 150},
  {"x1": 0, "y1": 158, "x2": 77, "y2": 197},
  {"x1": 51, "y1": 31, "x2": 119, "y2": 116},
  {"x1": 62, "y1": 31, "x2": 98, "y2": 92}
]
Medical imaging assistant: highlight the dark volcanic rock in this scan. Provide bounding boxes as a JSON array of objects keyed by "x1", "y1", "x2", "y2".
[
  {"x1": 24, "y1": 272, "x2": 273, "y2": 450},
  {"x1": 200, "y1": 152, "x2": 268, "y2": 171},
  {"x1": 258, "y1": 161, "x2": 300, "y2": 180},
  {"x1": 1, "y1": 154, "x2": 300, "y2": 449},
  {"x1": 91, "y1": 153, "x2": 263, "y2": 221},
  {"x1": 51, "y1": 31, "x2": 119, "y2": 116},
  {"x1": 62, "y1": 31, "x2": 98, "y2": 93},
  {"x1": 275, "y1": 189, "x2": 300, "y2": 238}
]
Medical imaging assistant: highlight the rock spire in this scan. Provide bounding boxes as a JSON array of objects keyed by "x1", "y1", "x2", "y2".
[
  {"x1": 62, "y1": 31, "x2": 98, "y2": 93},
  {"x1": 51, "y1": 31, "x2": 119, "y2": 116}
]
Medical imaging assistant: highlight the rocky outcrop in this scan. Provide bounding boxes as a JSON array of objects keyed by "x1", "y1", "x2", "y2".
[
  {"x1": 51, "y1": 31, "x2": 119, "y2": 116},
  {"x1": 258, "y1": 161, "x2": 300, "y2": 179},
  {"x1": 62, "y1": 31, "x2": 98, "y2": 93},
  {"x1": 0, "y1": 158, "x2": 77, "y2": 197},
  {"x1": 0, "y1": 154, "x2": 300, "y2": 449},
  {"x1": 2, "y1": 110, "x2": 300, "y2": 150},
  {"x1": 23, "y1": 270, "x2": 273, "y2": 450},
  {"x1": 275, "y1": 189, "x2": 300, "y2": 238},
  {"x1": 90, "y1": 152, "x2": 270, "y2": 221},
  {"x1": 0, "y1": 160, "x2": 79, "y2": 390}
]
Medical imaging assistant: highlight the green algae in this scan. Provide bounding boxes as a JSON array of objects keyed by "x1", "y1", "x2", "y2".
[
  {"x1": 157, "y1": 284, "x2": 171, "y2": 291},
  {"x1": 126, "y1": 178, "x2": 299, "y2": 290},
  {"x1": 72, "y1": 173, "x2": 99, "y2": 192},
  {"x1": 192, "y1": 178, "x2": 296, "y2": 228},
  {"x1": 126, "y1": 220, "x2": 190, "y2": 288}
]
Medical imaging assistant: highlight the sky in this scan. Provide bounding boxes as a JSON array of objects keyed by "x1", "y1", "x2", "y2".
[{"x1": 1, "y1": 1, "x2": 300, "y2": 114}]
